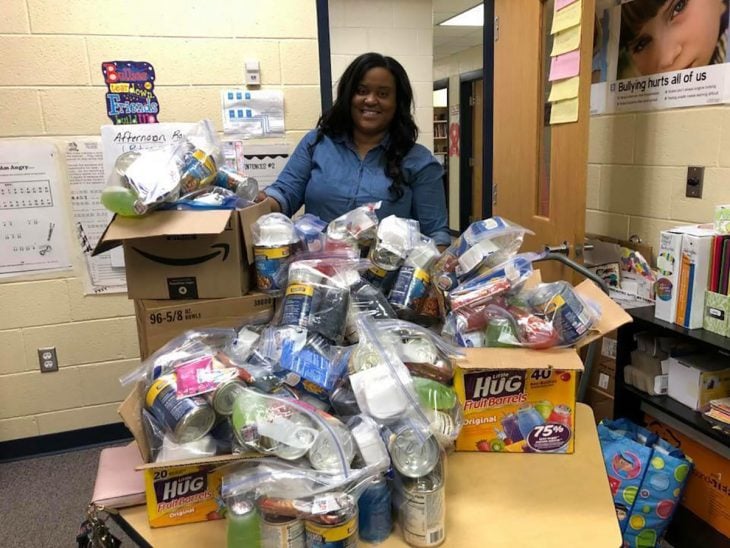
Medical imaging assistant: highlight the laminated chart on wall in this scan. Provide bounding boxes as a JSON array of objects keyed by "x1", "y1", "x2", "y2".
[
  {"x1": 0, "y1": 141, "x2": 72, "y2": 277},
  {"x1": 221, "y1": 89, "x2": 285, "y2": 138},
  {"x1": 548, "y1": 0, "x2": 582, "y2": 125}
]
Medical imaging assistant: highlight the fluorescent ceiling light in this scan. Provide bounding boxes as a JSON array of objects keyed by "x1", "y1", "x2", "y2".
[{"x1": 439, "y1": 4, "x2": 483, "y2": 26}]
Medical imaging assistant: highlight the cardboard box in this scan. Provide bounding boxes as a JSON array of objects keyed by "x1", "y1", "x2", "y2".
[
  {"x1": 118, "y1": 383, "x2": 256, "y2": 528},
  {"x1": 590, "y1": 357, "x2": 616, "y2": 395},
  {"x1": 703, "y1": 290, "x2": 730, "y2": 337},
  {"x1": 655, "y1": 230, "x2": 684, "y2": 324},
  {"x1": 645, "y1": 414, "x2": 730, "y2": 538},
  {"x1": 135, "y1": 292, "x2": 275, "y2": 360},
  {"x1": 667, "y1": 353, "x2": 730, "y2": 410},
  {"x1": 94, "y1": 201, "x2": 270, "y2": 299},
  {"x1": 453, "y1": 280, "x2": 632, "y2": 454},
  {"x1": 586, "y1": 387, "x2": 614, "y2": 423},
  {"x1": 676, "y1": 233, "x2": 713, "y2": 329}
]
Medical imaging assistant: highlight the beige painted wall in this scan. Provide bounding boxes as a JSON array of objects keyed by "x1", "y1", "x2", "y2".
[
  {"x1": 0, "y1": 0, "x2": 321, "y2": 442},
  {"x1": 586, "y1": 106, "x2": 730, "y2": 262},
  {"x1": 328, "y1": 0, "x2": 435, "y2": 151}
]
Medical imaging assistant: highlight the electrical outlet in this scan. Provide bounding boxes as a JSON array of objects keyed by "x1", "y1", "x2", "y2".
[
  {"x1": 38, "y1": 347, "x2": 58, "y2": 373},
  {"x1": 686, "y1": 166, "x2": 704, "y2": 198}
]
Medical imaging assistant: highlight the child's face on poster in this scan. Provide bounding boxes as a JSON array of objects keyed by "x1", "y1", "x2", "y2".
[{"x1": 628, "y1": 0, "x2": 726, "y2": 75}]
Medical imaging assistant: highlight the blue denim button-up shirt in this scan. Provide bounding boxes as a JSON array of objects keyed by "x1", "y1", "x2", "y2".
[{"x1": 264, "y1": 130, "x2": 450, "y2": 245}]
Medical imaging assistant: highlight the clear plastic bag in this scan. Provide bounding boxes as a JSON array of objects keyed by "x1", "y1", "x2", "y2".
[
  {"x1": 278, "y1": 333, "x2": 349, "y2": 395},
  {"x1": 230, "y1": 386, "x2": 354, "y2": 474},
  {"x1": 252, "y1": 213, "x2": 299, "y2": 295},
  {"x1": 214, "y1": 167, "x2": 259, "y2": 201},
  {"x1": 348, "y1": 315, "x2": 433, "y2": 442},
  {"x1": 413, "y1": 377, "x2": 464, "y2": 446},
  {"x1": 388, "y1": 237, "x2": 440, "y2": 319},
  {"x1": 101, "y1": 120, "x2": 222, "y2": 216},
  {"x1": 433, "y1": 217, "x2": 532, "y2": 291},
  {"x1": 277, "y1": 258, "x2": 368, "y2": 345},
  {"x1": 158, "y1": 186, "x2": 247, "y2": 211},
  {"x1": 326, "y1": 202, "x2": 381, "y2": 251},
  {"x1": 345, "y1": 276, "x2": 397, "y2": 344},
  {"x1": 377, "y1": 318, "x2": 462, "y2": 384},
  {"x1": 294, "y1": 213, "x2": 328, "y2": 252},
  {"x1": 368, "y1": 215, "x2": 421, "y2": 271}
]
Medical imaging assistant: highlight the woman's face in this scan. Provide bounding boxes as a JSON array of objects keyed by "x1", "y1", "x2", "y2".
[
  {"x1": 350, "y1": 67, "x2": 397, "y2": 138},
  {"x1": 628, "y1": 0, "x2": 725, "y2": 75}
]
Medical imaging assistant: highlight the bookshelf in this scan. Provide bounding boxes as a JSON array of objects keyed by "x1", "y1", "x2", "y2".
[{"x1": 433, "y1": 106, "x2": 449, "y2": 208}]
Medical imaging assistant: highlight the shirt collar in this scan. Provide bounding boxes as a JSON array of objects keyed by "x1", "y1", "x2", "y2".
[{"x1": 333, "y1": 132, "x2": 391, "y2": 151}]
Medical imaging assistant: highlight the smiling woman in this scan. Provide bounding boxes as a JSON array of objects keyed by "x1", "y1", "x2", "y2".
[
  {"x1": 618, "y1": 0, "x2": 729, "y2": 78},
  {"x1": 258, "y1": 53, "x2": 450, "y2": 246}
]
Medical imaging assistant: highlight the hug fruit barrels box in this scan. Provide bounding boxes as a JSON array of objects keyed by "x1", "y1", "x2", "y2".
[{"x1": 454, "y1": 280, "x2": 632, "y2": 454}]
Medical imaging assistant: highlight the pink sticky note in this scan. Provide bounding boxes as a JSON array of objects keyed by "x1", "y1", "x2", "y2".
[
  {"x1": 549, "y1": 50, "x2": 580, "y2": 82},
  {"x1": 555, "y1": 0, "x2": 579, "y2": 11}
]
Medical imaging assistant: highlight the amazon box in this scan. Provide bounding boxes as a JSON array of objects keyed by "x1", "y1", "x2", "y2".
[{"x1": 93, "y1": 201, "x2": 270, "y2": 299}]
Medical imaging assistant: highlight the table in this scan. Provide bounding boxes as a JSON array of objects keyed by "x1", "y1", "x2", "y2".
[{"x1": 114, "y1": 404, "x2": 621, "y2": 547}]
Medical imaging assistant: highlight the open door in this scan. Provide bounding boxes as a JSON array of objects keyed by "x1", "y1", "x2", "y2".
[{"x1": 492, "y1": 0, "x2": 595, "y2": 282}]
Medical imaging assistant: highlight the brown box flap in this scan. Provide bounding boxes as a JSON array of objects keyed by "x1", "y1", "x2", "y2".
[
  {"x1": 459, "y1": 347, "x2": 584, "y2": 371},
  {"x1": 135, "y1": 453, "x2": 259, "y2": 471},
  {"x1": 93, "y1": 209, "x2": 234, "y2": 256},
  {"x1": 574, "y1": 279, "x2": 633, "y2": 349},
  {"x1": 239, "y1": 200, "x2": 271, "y2": 264}
]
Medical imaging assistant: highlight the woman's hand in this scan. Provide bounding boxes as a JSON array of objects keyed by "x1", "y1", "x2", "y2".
[{"x1": 255, "y1": 191, "x2": 282, "y2": 213}]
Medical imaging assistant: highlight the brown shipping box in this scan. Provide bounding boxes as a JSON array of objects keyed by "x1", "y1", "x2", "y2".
[
  {"x1": 118, "y1": 383, "x2": 257, "y2": 528},
  {"x1": 454, "y1": 280, "x2": 632, "y2": 453},
  {"x1": 93, "y1": 201, "x2": 270, "y2": 299},
  {"x1": 135, "y1": 292, "x2": 275, "y2": 360}
]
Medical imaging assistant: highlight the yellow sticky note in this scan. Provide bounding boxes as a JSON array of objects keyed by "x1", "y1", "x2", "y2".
[
  {"x1": 548, "y1": 77, "x2": 580, "y2": 102},
  {"x1": 551, "y1": 25, "x2": 581, "y2": 56},
  {"x1": 550, "y1": 97, "x2": 579, "y2": 125},
  {"x1": 551, "y1": 0, "x2": 582, "y2": 34}
]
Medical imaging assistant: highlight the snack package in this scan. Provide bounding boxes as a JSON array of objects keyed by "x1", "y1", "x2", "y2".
[
  {"x1": 101, "y1": 120, "x2": 222, "y2": 216},
  {"x1": 252, "y1": 213, "x2": 299, "y2": 295}
]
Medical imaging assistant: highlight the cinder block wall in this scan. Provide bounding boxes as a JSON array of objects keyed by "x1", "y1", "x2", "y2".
[
  {"x1": 586, "y1": 107, "x2": 730, "y2": 261},
  {"x1": 328, "y1": 0, "x2": 435, "y2": 151},
  {"x1": 0, "y1": 0, "x2": 321, "y2": 442}
]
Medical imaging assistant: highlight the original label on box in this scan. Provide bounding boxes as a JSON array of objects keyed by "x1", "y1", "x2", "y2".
[
  {"x1": 145, "y1": 464, "x2": 226, "y2": 527},
  {"x1": 454, "y1": 367, "x2": 576, "y2": 453},
  {"x1": 601, "y1": 337, "x2": 617, "y2": 360},
  {"x1": 598, "y1": 373, "x2": 610, "y2": 391}
]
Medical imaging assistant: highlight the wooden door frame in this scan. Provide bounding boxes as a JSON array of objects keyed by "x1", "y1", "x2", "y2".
[
  {"x1": 433, "y1": 78, "x2": 450, "y2": 212},
  {"x1": 458, "y1": 2, "x2": 495, "y2": 232}
]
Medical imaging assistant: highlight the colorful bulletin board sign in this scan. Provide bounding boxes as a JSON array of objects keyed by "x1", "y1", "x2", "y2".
[{"x1": 101, "y1": 61, "x2": 159, "y2": 125}]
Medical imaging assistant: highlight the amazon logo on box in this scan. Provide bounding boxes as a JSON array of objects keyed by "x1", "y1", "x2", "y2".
[{"x1": 91, "y1": 201, "x2": 271, "y2": 299}]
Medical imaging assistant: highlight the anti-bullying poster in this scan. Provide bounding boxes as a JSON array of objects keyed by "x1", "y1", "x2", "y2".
[{"x1": 591, "y1": 0, "x2": 730, "y2": 114}]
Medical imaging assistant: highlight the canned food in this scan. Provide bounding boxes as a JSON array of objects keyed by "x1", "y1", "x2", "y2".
[
  {"x1": 389, "y1": 427, "x2": 440, "y2": 479},
  {"x1": 206, "y1": 378, "x2": 246, "y2": 416},
  {"x1": 215, "y1": 167, "x2": 258, "y2": 201},
  {"x1": 401, "y1": 462, "x2": 446, "y2": 547},
  {"x1": 359, "y1": 475, "x2": 392, "y2": 543},
  {"x1": 308, "y1": 420, "x2": 356, "y2": 471},
  {"x1": 145, "y1": 375, "x2": 215, "y2": 444},
  {"x1": 304, "y1": 504, "x2": 358, "y2": 548},
  {"x1": 388, "y1": 265, "x2": 431, "y2": 314},
  {"x1": 262, "y1": 513, "x2": 305, "y2": 548},
  {"x1": 254, "y1": 244, "x2": 292, "y2": 294},
  {"x1": 281, "y1": 265, "x2": 324, "y2": 329},
  {"x1": 369, "y1": 243, "x2": 404, "y2": 271}
]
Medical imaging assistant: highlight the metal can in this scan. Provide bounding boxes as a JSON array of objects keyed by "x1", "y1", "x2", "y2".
[
  {"x1": 362, "y1": 263, "x2": 400, "y2": 292},
  {"x1": 206, "y1": 378, "x2": 246, "y2": 416},
  {"x1": 145, "y1": 375, "x2": 215, "y2": 444},
  {"x1": 389, "y1": 426, "x2": 440, "y2": 479},
  {"x1": 215, "y1": 167, "x2": 259, "y2": 201},
  {"x1": 401, "y1": 463, "x2": 446, "y2": 547},
  {"x1": 369, "y1": 242, "x2": 404, "y2": 271},
  {"x1": 262, "y1": 513, "x2": 306, "y2": 548},
  {"x1": 358, "y1": 475, "x2": 392, "y2": 543},
  {"x1": 304, "y1": 504, "x2": 358, "y2": 548},
  {"x1": 388, "y1": 265, "x2": 431, "y2": 313},
  {"x1": 308, "y1": 419, "x2": 356, "y2": 472},
  {"x1": 281, "y1": 265, "x2": 324, "y2": 328},
  {"x1": 254, "y1": 244, "x2": 292, "y2": 294}
]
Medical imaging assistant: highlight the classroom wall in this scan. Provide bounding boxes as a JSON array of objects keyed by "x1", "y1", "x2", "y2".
[
  {"x1": 0, "y1": 0, "x2": 320, "y2": 442},
  {"x1": 328, "y1": 0, "x2": 435, "y2": 151},
  {"x1": 586, "y1": 106, "x2": 730, "y2": 262},
  {"x1": 434, "y1": 44, "x2": 482, "y2": 231}
]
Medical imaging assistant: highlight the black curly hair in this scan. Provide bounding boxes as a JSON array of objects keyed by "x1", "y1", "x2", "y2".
[{"x1": 314, "y1": 52, "x2": 419, "y2": 199}]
